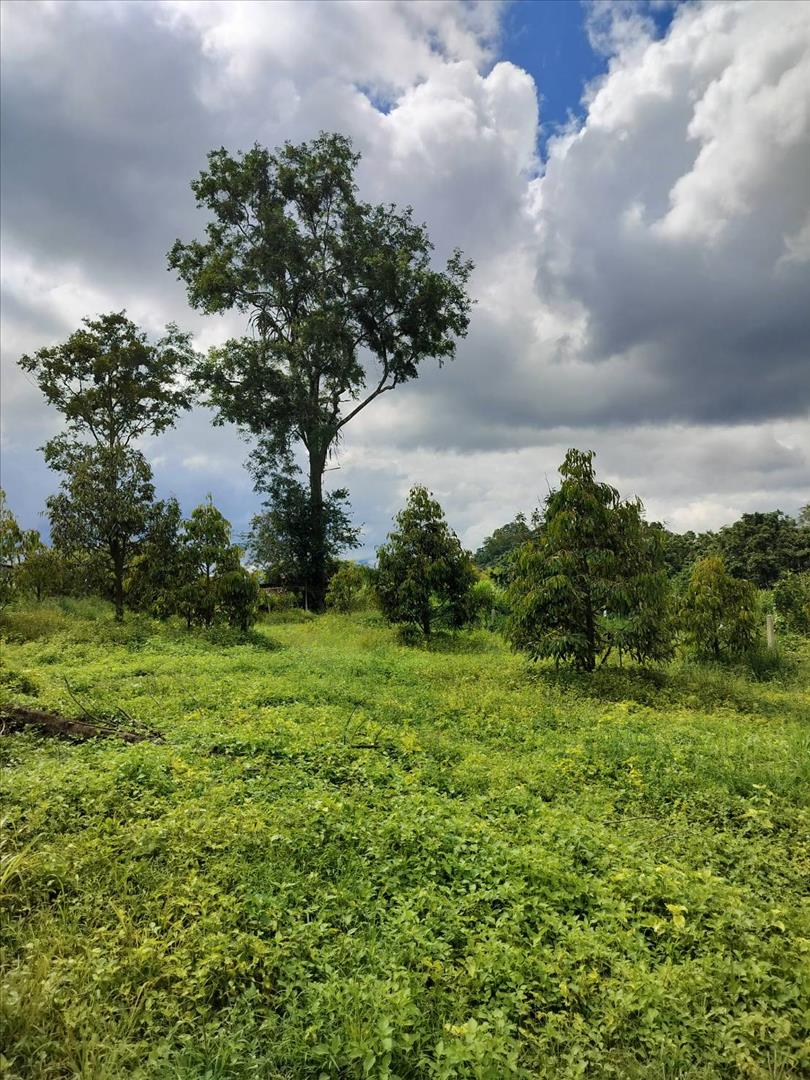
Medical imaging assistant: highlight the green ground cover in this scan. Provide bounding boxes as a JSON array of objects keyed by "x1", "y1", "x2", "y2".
[{"x1": 1, "y1": 603, "x2": 808, "y2": 1079}]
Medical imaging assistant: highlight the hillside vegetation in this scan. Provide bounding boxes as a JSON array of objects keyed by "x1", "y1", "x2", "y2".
[{"x1": 1, "y1": 602, "x2": 808, "y2": 1079}]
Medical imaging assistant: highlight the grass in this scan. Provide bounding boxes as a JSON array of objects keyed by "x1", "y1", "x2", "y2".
[{"x1": 1, "y1": 601, "x2": 808, "y2": 1079}]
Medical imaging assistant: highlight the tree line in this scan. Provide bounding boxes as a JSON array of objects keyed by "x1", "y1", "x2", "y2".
[
  {"x1": 476, "y1": 503, "x2": 810, "y2": 591},
  {"x1": 4, "y1": 444, "x2": 808, "y2": 670}
]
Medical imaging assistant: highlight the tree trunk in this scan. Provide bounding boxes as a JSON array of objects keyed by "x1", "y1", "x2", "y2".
[
  {"x1": 111, "y1": 543, "x2": 125, "y2": 623},
  {"x1": 584, "y1": 594, "x2": 596, "y2": 672},
  {"x1": 308, "y1": 447, "x2": 328, "y2": 613}
]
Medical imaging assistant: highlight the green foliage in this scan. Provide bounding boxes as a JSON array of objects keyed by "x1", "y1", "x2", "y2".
[
  {"x1": 646, "y1": 523, "x2": 715, "y2": 579},
  {"x1": 506, "y1": 450, "x2": 673, "y2": 672},
  {"x1": 45, "y1": 441, "x2": 156, "y2": 621},
  {"x1": 20, "y1": 313, "x2": 195, "y2": 622},
  {"x1": 474, "y1": 513, "x2": 539, "y2": 573},
  {"x1": 170, "y1": 133, "x2": 473, "y2": 610},
  {"x1": 468, "y1": 576, "x2": 510, "y2": 630},
  {"x1": 326, "y1": 561, "x2": 375, "y2": 613},
  {"x1": 12, "y1": 536, "x2": 67, "y2": 604},
  {"x1": 678, "y1": 556, "x2": 758, "y2": 661},
  {"x1": 260, "y1": 588, "x2": 299, "y2": 614},
  {"x1": 215, "y1": 569, "x2": 261, "y2": 632},
  {"x1": 125, "y1": 498, "x2": 185, "y2": 617},
  {"x1": 376, "y1": 486, "x2": 476, "y2": 639},
  {"x1": 715, "y1": 509, "x2": 809, "y2": 589},
  {"x1": 172, "y1": 498, "x2": 243, "y2": 628},
  {"x1": 18, "y1": 311, "x2": 196, "y2": 445},
  {"x1": 0, "y1": 604, "x2": 808, "y2": 1078},
  {"x1": 248, "y1": 472, "x2": 359, "y2": 592},
  {"x1": 773, "y1": 570, "x2": 810, "y2": 634},
  {"x1": 0, "y1": 489, "x2": 24, "y2": 608},
  {"x1": 182, "y1": 497, "x2": 241, "y2": 583}
]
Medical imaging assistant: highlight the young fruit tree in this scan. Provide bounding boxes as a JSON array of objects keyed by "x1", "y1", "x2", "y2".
[
  {"x1": 125, "y1": 498, "x2": 186, "y2": 618},
  {"x1": 505, "y1": 449, "x2": 672, "y2": 672},
  {"x1": 19, "y1": 312, "x2": 196, "y2": 619},
  {"x1": 12, "y1": 532, "x2": 66, "y2": 603},
  {"x1": 177, "y1": 498, "x2": 242, "y2": 628},
  {"x1": 375, "y1": 486, "x2": 476, "y2": 640},
  {"x1": 169, "y1": 132, "x2": 473, "y2": 610},
  {"x1": 678, "y1": 556, "x2": 757, "y2": 660}
]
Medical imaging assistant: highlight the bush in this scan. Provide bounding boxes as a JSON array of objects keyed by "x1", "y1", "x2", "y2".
[
  {"x1": 326, "y1": 562, "x2": 375, "y2": 613},
  {"x1": 216, "y1": 569, "x2": 261, "y2": 631},
  {"x1": 773, "y1": 571, "x2": 810, "y2": 634},
  {"x1": 259, "y1": 588, "x2": 298, "y2": 613},
  {"x1": 469, "y1": 576, "x2": 510, "y2": 630},
  {"x1": 678, "y1": 556, "x2": 757, "y2": 661}
]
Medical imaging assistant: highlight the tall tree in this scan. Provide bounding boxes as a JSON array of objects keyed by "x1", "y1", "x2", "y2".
[
  {"x1": 506, "y1": 449, "x2": 672, "y2": 672},
  {"x1": 169, "y1": 132, "x2": 473, "y2": 610},
  {"x1": 376, "y1": 486, "x2": 475, "y2": 639},
  {"x1": 19, "y1": 312, "x2": 196, "y2": 619}
]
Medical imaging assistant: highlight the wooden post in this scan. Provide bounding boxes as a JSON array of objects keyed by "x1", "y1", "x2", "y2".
[{"x1": 766, "y1": 613, "x2": 775, "y2": 650}]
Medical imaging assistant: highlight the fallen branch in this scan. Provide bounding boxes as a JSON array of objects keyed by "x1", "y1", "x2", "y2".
[{"x1": 0, "y1": 706, "x2": 163, "y2": 744}]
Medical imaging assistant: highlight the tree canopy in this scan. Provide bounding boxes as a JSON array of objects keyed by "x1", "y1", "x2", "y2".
[
  {"x1": 474, "y1": 512, "x2": 540, "y2": 573},
  {"x1": 715, "y1": 510, "x2": 809, "y2": 589},
  {"x1": 169, "y1": 132, "x2": 473, "y2": 609},
  {"x1": 19, "y1": 311, "x2": 196, "y2": 449}
]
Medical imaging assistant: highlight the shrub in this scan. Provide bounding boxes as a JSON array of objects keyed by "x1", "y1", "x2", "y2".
[
  {"x1": 678, "y1": 556, "x2": 757, "y2": 660},
  {"x1": 469, "y1": 576, "x2": 510, "y2": 630},
  {"x1": 773, "y1": 571, "x2": 810, "y2": 634},
  {"x1": 216, "y1": 569, "x2": 261, "y2": 632},
  {"x1": 260, "y1": 588, "x2": 298, "y2": 613},
  {"x1": 326, "y1": 562, "x2": 374, "y2": 613}
]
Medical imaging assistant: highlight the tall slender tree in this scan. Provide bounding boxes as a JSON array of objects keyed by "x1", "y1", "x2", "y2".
[{"x1": 169, "y1": 132, "x2": 473, "y2": 609}]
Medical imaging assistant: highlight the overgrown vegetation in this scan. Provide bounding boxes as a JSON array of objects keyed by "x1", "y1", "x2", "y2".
[{"x1": 1, "y1": 602, "x2": 808, "y2": 1079}]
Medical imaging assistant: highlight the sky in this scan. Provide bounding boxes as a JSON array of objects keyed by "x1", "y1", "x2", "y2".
[{"x1": 1, "y1": 0, "x2": 808, "y2": 561}]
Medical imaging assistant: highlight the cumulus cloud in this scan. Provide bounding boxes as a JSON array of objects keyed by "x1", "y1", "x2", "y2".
[{"x1": 1, "y1": 0, "x2": 807, "y2": 549}]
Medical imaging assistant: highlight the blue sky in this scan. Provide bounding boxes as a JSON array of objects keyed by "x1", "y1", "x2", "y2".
[
  {"x1": 500, "y1": 1, "x2": 679, "y2": 153},
  {"x1": 502, "y1": 0, "x2": 607, "y2": 145}
]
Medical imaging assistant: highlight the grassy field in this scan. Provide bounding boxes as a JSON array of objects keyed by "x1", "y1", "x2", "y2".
[{"x1": 1, "y1": 601, "x2": 808, "y2": 1079}]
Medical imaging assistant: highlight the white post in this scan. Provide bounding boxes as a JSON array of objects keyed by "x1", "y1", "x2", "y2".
[{"x1": 766, "y1": 613, "x2": 775, "y2": 650}]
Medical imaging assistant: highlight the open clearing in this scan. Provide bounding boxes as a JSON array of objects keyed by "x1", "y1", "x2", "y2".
[{"x1": 1, "y1": 605, "x2": 808, "y2": 1079}]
